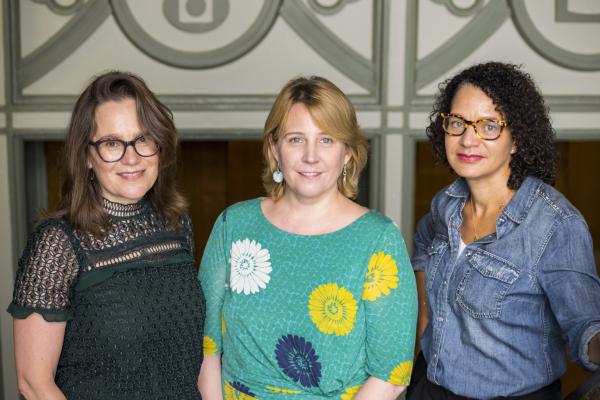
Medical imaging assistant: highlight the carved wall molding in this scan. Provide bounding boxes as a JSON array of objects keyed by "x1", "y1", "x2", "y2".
[
  {"x1": 412, "y1": 0, "x2": 600, "y2": 108},
  {"x1": 10, "y1": 0, "x2": 382, "y2": 106}
]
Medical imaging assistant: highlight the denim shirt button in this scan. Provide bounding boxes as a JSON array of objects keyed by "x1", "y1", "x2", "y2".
[
  {"x1": 437, "y1": 317, "x2": 444, "y2": 322},
  {"x1": 443, "y1": 280, "x2": 447, "y2": 285}
]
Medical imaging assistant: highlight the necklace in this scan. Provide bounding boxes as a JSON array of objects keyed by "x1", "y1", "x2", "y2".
[
  {"x1": 469, "y1": 196, "x2": 507, "y2": 241},
  {"x1": 470, "y1": 197, "x2": 479, "y2": 241}
]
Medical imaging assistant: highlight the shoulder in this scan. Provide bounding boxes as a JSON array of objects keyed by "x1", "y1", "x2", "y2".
[
  {"x1": 178, "y1": 212, "x2": 193, "y2": 230},
  {"x1": 430, "y1": 178, "x2": 466, "y2": 210},
  {"x1": 526, "y1": 177, "x2": 584, "y2": 223},
  {"x1": 364, "y1": 210, "x2": 397, "y2": 229},
  {"x1": 28, "y1": 218, "x2": 74, "y2": 248},
  {"x1": 20, "y1": 218, "x2": 78, "y2": 265},
  {"x1": 362, "y1": 210, "x2": 404, "y2": 241},
  {"x1": 222, "y1": 197, "x2": 262, "y2": 222}
]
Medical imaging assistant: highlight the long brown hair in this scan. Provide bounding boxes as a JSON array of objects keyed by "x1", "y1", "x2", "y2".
[
  {"x1": 47, "y1": 70, "x2": 187, "y2": 235},
  {"x1": 262, "y1": 76, "x2": 368, "y2": 200}
]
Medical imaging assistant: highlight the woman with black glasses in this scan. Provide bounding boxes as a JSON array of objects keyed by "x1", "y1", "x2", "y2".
[
  {"x1": 8, "y1": 71, "x2": 204, "y2": 399},
  {"x1": 408, "y1": 62, "x2": 600, "y2": 399}
]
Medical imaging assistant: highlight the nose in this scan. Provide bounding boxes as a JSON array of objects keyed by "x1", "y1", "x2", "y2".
[
  {"x1": 120, "y1": 142, "x2": 141, "y2": 164},
  {"x1": 459, "y1": 124, "x2": 481, "y2": 147},
  {"x1": 302, "y1": 141, "x2": 319, "y2": 163}
]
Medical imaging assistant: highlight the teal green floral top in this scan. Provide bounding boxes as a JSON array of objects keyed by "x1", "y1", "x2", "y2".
[{"x1": 199, "y1": 198, "x2": 417, "y2": 399}]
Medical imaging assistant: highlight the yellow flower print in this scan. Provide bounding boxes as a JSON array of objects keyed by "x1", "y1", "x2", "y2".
[
  {"x1": 308, "y1": 283, "x2": 358, "y2": 336},
  {"x1": 224, "y1": 381, "x2": 258, "y2": 400},
  {"x1": 387, "y1": 360, "x2": 413, "y2": 386},
  {"x1": 203, "y1": 335, "x2": 218, "y2": 356},
  {"x1": 266, "y1": 385, "x2": 301, "y2": 394},
  {"x1": 362, "y1": 251, "x2": 399, "y2": 301},
  {"x1": 340, "y1": 385, "x2": 361, "y2": 399}
]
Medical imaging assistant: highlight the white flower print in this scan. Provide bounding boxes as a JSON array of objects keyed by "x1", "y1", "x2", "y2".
[{"x1": 229, "y1": 238, "x2": 272, "y2": 295}]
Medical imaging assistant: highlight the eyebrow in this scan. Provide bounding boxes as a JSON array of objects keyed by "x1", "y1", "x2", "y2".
[
  {"x1": 93, "y1": 132, "x2": 146, "y2": 141},
  {"x1": 449, "y1": 113, "x2": 502, "y2": 121}
]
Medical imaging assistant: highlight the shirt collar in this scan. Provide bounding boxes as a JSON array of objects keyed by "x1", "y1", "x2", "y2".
[
  {"x1": 102, "y1": 197, "x2": 149, "y2": 218},
  {"x1": 502, "y1": 176, "x2": 540, "y2": 224},
  {"x1": 443, "y1": 176, "x2": 541, "y2": 225}
]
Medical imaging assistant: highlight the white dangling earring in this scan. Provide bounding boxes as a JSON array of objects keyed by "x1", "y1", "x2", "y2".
[
  {"x1": 342, "y1": 164, "x2": 347, "y2": 185},
  {"x1": 272, "y1": 163, "x2": 284, "y2": 183}
]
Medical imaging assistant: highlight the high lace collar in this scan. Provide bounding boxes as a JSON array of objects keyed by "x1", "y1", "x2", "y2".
[{"x1": 102, "y1": 197, "x2": 148, "y2": 218}]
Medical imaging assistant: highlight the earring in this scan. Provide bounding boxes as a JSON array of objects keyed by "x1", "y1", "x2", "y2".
[
  {"x1": 342, "y1": 164, "x2": 347, "y2": 185},
  {"x1": 511, "y1": 147, "x2": 517, "y2": 154},
  {"x1": 272, "y1": 163, "x2": 284, "y2": 183}
]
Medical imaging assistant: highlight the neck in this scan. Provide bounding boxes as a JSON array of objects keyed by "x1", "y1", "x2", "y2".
[
  {"x1": 467, "y1": 178, "x2": 514, "y2": 213},
  {"x1": 279, "y1": 190, "x2": 348, "y2": 219},
  {"x1": 462, "y1": 177, "x2": 514, "y2": 243},
  {"x1": 264, "y1": 190, "x2": 360, "y2": 235}
]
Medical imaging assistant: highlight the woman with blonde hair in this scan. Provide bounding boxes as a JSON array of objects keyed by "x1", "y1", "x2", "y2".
[{"x1": 199, "y1": 76, "x2": 417, "y2": 399}]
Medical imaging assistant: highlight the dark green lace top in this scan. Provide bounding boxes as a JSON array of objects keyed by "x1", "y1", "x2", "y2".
[{"x1": 8, "y1": 199, "x2": 205, "y2": 399}]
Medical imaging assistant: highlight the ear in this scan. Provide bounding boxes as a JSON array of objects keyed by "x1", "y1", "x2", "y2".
[{"x1": 343, "y1": 145, "x2": 352, "y2": 165}]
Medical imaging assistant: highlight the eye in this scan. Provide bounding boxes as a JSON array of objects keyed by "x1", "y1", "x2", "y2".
[
  {"x1": 137, "y1": 135, "x2": 147, "y2": 143},
  {"x1": 288, "y1": 136, "x2": 303, "y2": 144},
  {"x1": 450, "y1": 118, "x2": 464, "y2": 128},
  {"x1": 483, "y1": 121, "x2": 500, "y2": 133},
  {"x1": 320, "y1": 136, "x2": 334, "y2": 144},
  {"x1": 102, "y1": 140, "x2": 121, "y2": 149}
]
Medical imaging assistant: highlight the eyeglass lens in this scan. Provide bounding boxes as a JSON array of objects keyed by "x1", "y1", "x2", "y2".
[
  {"x1": 443, "y1": 115, "x2": 502, "y2": 140},
  {"x1": 96, "y1": 136, "x2": 158, "y2": 162}
]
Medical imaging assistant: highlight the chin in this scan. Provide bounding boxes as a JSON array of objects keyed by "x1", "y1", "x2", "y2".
[{"x1": 115, "y1": 188, "x2": 151, "y2": 203}]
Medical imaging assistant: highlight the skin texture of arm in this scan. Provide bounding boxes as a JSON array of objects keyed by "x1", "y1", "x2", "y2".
[
  {"x1": 589, "y1": 332, "x2": 600, "y2": 365},
  {"x1": 14, "y1": 314, "x2": 67, "y2": 400},
  {"x1": 198, "y1": 354, "x2": 223, "y2": 400},
  {"x1": 353, "y1": 376, "x2": 405, "y2": 399}
]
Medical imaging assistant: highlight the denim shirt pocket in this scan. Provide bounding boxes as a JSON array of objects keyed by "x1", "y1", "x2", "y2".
[
  {"x1": 456, "y1": 249, "x2": 520, "y2": 319},
  {"x1": 426, "y1": 235, "x2": 449, "y2": 292}
]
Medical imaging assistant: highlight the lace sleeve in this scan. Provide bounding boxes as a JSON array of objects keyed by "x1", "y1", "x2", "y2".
[
  {"x1": 180, "y1": 213, "x2": 196, "y2": 261},
  {"x1": 8, "y1": 220, "x2": 80, "y2": 321}
]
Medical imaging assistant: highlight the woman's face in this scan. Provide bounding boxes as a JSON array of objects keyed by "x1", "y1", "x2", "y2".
[
  {"x1": 271, "y1": 102, "x2": 350, "y2": 203},
  {"x1": 87, "y1": 98, "x2": 159, "y2": 204},
  {"x1": 445, "y1": 84, "x2": 516, "y2": 186}
]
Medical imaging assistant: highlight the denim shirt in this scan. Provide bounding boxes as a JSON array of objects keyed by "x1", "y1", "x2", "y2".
[{"x1": 412, "y1": 176, "x2": 600, "y2": 399}]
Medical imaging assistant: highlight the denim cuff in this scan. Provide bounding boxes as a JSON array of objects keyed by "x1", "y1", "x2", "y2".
[
  {"x1": 579, "y1": 323, "x2": 600, "y2": 371},
  {"x1": 412, "y1": 262, "x2": 426, "y2": 272}
]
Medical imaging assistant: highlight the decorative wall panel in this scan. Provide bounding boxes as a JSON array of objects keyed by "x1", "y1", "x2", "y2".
[{"x1": 1, "y1": 2, "x2": 600, "y2": 397}]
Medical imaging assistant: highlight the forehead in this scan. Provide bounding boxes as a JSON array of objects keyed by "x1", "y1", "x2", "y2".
[
  {"x1": 450, "y1": 84, "x2": 501, "y2": 117},
  {"x1": 93, "y1": 99, "x2": 141, "y2": 137},
  {"x1": 282, "y1": 103, "x2": 321, "y2": 131}
]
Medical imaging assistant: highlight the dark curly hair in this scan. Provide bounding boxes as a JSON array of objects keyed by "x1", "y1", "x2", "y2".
[{"x1": 426, "y1": 62, "x2": 556, "y2": 189}]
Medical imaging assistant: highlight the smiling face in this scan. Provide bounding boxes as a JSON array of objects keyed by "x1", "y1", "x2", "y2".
[
  {"x1": 271, "y1": 103, "x2": 350, "y2": 203},
  {"x1": 87, "y1": 98, "x2": 159, "y2": 204},
  {"x1": 445, "y1": 84, "x2": 515, "y2": 186}
]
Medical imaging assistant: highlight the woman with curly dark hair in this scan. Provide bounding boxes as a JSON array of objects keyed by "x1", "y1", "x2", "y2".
[{"x1": 408, "y1": 62, "x2": 600, "y2": 399}]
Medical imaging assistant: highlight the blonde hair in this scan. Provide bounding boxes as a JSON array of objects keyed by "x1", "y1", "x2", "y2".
[{"x1": 262, "y1": 76, "x2": 368, "y2": 200}]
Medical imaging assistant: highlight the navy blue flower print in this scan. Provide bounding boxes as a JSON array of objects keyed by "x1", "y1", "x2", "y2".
[
  {"x1": 232, "y1": 381, "x2": 255, "y2": 397},
  {"x1": 275, "y1": 334, "x2": 322, "y2": 387}
]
